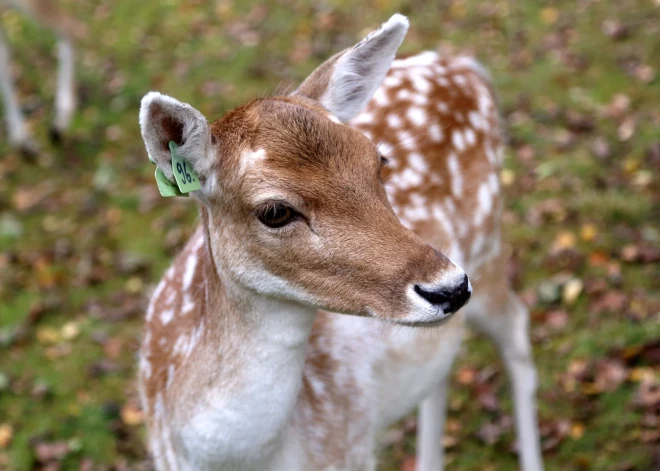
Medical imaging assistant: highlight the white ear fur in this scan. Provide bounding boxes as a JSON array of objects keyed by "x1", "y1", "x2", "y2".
[
  {"x1": 139, "y1": 91, "x2": 212, "y2": 180},
  {"x1": 296, "y1": 14, "x2": 409, "y2": 122}
]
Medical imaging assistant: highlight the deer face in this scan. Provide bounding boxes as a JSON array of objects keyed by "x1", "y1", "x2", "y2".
[{"x1": 139, "y1": 15, "x2": 471, "y2": 326}]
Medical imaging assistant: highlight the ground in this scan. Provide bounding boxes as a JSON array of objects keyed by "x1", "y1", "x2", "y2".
[{"x1": 0, "y1": 1, "x2": 658, "y2": 470}]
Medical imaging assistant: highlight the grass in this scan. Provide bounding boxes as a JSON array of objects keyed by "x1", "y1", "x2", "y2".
[{"x1": 1, "y1": 0, "x2": 658, "y2": 470}]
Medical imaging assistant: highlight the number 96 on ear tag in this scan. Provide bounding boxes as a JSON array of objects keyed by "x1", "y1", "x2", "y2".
[{"x1": 169, "y1": 141, "x2": 201, "y2": 194}]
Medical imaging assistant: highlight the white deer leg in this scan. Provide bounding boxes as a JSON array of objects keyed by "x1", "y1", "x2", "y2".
[
  {"x1": 0, "y1": 29, "x2": 35, "y2": 153},
  {"x1": 416, "y1": 378, "x2": 449, "y2": 471},
  {"x1": 52, "y1": 36, "x2": 75, "y2": 141},
  {"x1": 467, "y1": 291, "x2": 543, "y2": 471}
]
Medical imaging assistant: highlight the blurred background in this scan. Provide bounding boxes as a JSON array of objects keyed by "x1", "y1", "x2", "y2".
[{"x1": 0, "y1": 1, "x2": 658, "y2": 470}]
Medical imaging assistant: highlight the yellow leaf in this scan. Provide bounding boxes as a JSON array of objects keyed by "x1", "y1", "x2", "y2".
[
  {"x1": 500, "y1": 169, "x2": 516, "y2": 186},
  {"x1": 540, "y1": 7, "x2": 559, "y2": 24},
  {"x1": 0, "y1": 424, "x2": 12, "y2": 449},
  {"x1": 563, "y1": 279, "x2": 583, "y2": 305},
  {"x1": 623, "y1": 158, "x2": 639, "y2": 173},
  {"x1": 570, "y1": 422, "x2": 585, "y2": 439},
  {"x1": 553, "y1": 231, "x2": 576, "y2": 251},
  {"x1": 36, "y1": 327, "x2": 61, "y2": 345},
  {"x1": 629, "y1": 367, "x2": 655, "y2": 382},
  {"x1": 580, "y1": 223, "x2": 597, "y2": 242},
  {"x1": 125, "y1": 277, "x2": 144, "y2": 294},
  {"x1": 120, "y1": 404, "x2": 144, "y2": 426},
  {"x1": 61, "y1": 322, "x2": 80, "y2": 341}
]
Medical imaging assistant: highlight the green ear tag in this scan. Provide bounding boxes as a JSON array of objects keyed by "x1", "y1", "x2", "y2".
[
  {"x1": 169, "y1": 141, "x2": 201, "y2": 194},
  {"x1": 154, "y1": 167, "x2": 185, "y2": 197}
]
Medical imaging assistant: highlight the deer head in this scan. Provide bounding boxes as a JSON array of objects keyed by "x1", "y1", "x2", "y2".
[{"x1": 139, "y1": 14, "x2": 470, "y2": 326}]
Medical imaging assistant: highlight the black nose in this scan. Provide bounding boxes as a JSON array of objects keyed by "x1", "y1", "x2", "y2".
[{"x1": 414, "y1": 274, "x2": 471, "y2": 314}]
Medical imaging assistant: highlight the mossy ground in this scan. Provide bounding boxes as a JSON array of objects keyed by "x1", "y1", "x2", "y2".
[{"x1": 1, "y1": 1, "x2": 658, "y2": 470}]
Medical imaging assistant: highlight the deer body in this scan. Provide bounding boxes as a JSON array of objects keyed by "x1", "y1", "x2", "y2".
[{"x1": 138, "y1": 15, "x2": 542, "y2": 471}]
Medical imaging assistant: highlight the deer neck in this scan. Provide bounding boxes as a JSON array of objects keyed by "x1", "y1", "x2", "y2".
[{"x1": 183, "y1": 221, "x2": 316, "y2": 464}]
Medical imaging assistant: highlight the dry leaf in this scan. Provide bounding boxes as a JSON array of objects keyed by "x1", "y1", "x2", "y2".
[
  {"x1": 120, "y1": 404, "x2": 145, "y2": 426},
  {"x1": 0, "y1": 424, "x2": 12, "y2": 449},
  {"x1": 563, "y1": 279, "x2": 584, "y2": 305}
]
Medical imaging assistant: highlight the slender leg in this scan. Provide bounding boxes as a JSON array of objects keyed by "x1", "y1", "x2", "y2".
[
  {"x1": 467, "y1": 291, "x2": 544, "y2": 471},
  {"x1": 51, "y1": 35, "x2": 75, "y2": 141},
  {"x1": 0, "y1": 28, "x2": 35, "y2": 152},
  {"x1": 416, "y1": 378, "x2": 449, "y2": 471}
]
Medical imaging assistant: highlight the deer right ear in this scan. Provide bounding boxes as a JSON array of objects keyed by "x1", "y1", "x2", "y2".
[
  {"x1": 293, "y1": 14, "x2": 409, "y2": 122},
  {"x1": 139, "y1": 92, "x2": 213, "y2": 181}
]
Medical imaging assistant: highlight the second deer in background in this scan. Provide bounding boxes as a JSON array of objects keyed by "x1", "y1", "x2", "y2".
[{"x1": 0, "y1": 0, "x2": 77, "y2": 154}]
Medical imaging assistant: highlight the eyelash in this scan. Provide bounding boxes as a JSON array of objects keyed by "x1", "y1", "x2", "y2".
[{"x1": 255, "y1": 201, "x2": 302, "y2": 229}]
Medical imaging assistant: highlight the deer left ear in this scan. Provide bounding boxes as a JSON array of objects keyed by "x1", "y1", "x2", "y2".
[
  {"x1": 293, "y1": 14, "x2": 409, "y2": 122},
  {"x1": 139, "y1": 92, "x2": 213, "y2": 182}
]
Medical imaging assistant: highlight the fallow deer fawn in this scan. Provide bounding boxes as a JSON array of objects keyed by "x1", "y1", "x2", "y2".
[
  {"x1": 138, "y1": 14, "x2": 543, "y2": 471},
  {"x1": 0, "y1": 0, "x2": 77, "y2": 153}
]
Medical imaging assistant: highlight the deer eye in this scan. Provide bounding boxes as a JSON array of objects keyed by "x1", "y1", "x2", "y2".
[
  {"x1": 256, "y1": 203, "x2": 298, "y2": 228},
  {"x1": 380, "y1": 155, "x2": 390, "y2": 166}
]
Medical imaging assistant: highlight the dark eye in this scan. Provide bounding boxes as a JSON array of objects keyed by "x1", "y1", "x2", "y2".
[
  {"x1": 257, "y1": 203, "x2": 297, "y2": 228},
  {"x1": 380, "y1": 155, "x2": 390, "y2": 166}
]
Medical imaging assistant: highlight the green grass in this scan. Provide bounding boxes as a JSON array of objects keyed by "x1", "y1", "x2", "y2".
[{"x1": 1, "y1": 1, "x2": 658, "y2": 470}]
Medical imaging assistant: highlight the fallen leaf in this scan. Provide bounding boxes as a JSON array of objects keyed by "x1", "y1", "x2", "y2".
[
  {"x1": 540, "y1": 7, "x2": 559, "y2": 24},
  {"x1": 553, "y1": 231, "x2": 576, "y2": 252},
  {"x1": 0, "y1": 424, "x2": 12, "y2": 449},
  {"x1": 456, "y1": 367, "x2": 477, "y2": 385},
  {"x1": 570, "y1": 422, "x2": 585, "y2": 439},
  {"x1": 120, "y1": 404, "x2": 145, "y2": 426},
  {"x1": 60, "y1": 322, "x2": 80, "y2": 341},
  {"x1": 36, "y1": 327, "x2": 61, "y2": 345},
  {"x1": 563, "y1": 279, "x2": 584, "y2": 305},
  {"x1": 580, "y1": 224, "x2": 597, "y2": 242}
]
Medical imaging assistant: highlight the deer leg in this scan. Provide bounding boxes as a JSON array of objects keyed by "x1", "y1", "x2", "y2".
[
  {"x1": 467, "y1": 291, "x2": 544, "y2": 471},
  {"x1": 0, "y1": 28, "x2": 36, "y2": 154},
  {"x1": 51, "y1": 35, "x2": 75, "y2": 142},
  {"x1": 416, "y1": 377, "x2": 450, "y2": 471}
]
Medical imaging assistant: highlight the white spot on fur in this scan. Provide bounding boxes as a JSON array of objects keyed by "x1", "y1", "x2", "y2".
[
  {"x1": 183, "y1": 254, "x2": 198, "y2": 290},
  {"x1": 139, "y1": 354, "x2": 152, "y2": 379},
  {"x1": 429, "y1": 123, "x2": 443, "y2": 142},
  {"x1": 488, "y1": 172, "x2": 499, "y2": 194},
  {"x1": 411, "y1": 93, "x2": 429, "y2": 106},
  {"x1": 469, "y1": 111, "x2": 484, "y2": 130},
  {"x1": 239, "y1": 148, "x2": 267, "y2": 174},
  {"x1": 407, "y1": 107, "x2": 426, "y2": 127},
  {"x1": 474, "y1": 182, "x2": 493, "y2": 226},
  {"x1": 160, "y1": 308, "x2": 174, "y2": 325},
  {"x1": 383, "y1": 75, "x2": 403, "y2": 88},
  {"x1": 378, "y1": 142, "x2": 395, "y2": 160},
  {"x1": 411, "y1": 74, "x2": 431, "y2": 94},
  {"x1": 465, "y1": 128, "x2": 476, "y2": 146},
  {"x1": 397, "y1": 88, "x2": 412, "y2": 101},
  {"x1": 391, "y1": 51, "x2": 439, "y2": 69},
  {"x1": 447, "y1": 153, "x2": 463, "y2": 197},
  {"x1": 408, "y1": 153, "x2": 429, "y2": 173},
  {"x1": 182, "y1": 294, "x2": 195, "y2": 315},
  {"x1": 351, "y1": 112, "x2": 374, "y2": 126},
  {"x1": 397, "y1": 130, "x2": 415, "y2": 150},
  {"x1": 486, "y1": 144, "x2": 497, "y2": 164},
  {"x1": 166, "y1": 364, "x2": 176, "y2": 389},
  {"x1": 390, "y1": 167, "x2": 423, "y2": 190},
  {"x1": 453, "y1": 74, "x2": 467, "y2": 88},
  {"x1": 387, "y1": 113, "x2": 402, "y2": 129},
  {"x1": 452, "y1": 130, "x2": 465, "y2": 152}
]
